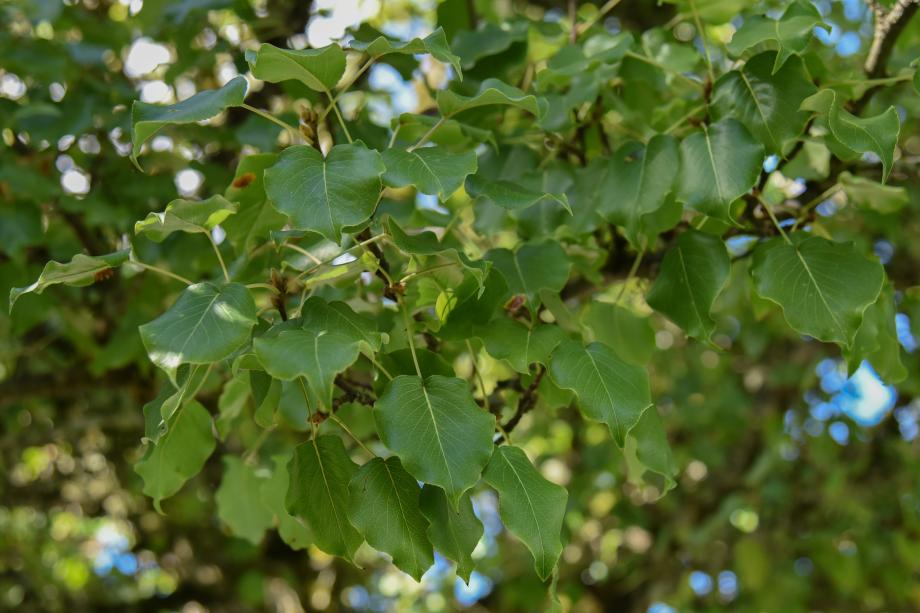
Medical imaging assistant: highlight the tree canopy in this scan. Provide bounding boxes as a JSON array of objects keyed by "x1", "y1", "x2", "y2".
[{"x1": 2, "y1": 0, "x2": 920, "y2": 611}]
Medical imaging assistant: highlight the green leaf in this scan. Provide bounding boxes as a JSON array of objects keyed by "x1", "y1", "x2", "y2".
[
  {"x1": 130, "y1": 75, "x2": 247, "y2": 168},
  {"x1": 625, "y1": 406, "x2": 677, "y2": 495},
  {"x1": 750, "y1": 233, "x2": 885, "y2": 347},
  {"x1": 451, "y1": 22, "x2": 528, "y2": 69},
  {"x1": 437, "y1": 78, "x2": 546, "y2": 119},
  {"x1": 374, "y1": 375, "x2": 495, "y2": 508},
  {"x1": 135, "y1": 400, "x2": 216, "y2": 511},
  {"x1": 264, "y1": 143, "x2": 385, "y2": 243},
  {"x1": 602, "y1": 135, "x2": 680, "y2": 247},
  {"x1": 845, "y1": 283, "x2": 906, "y2": 383},
  {"x1": 711, "y1": 52, "x2": 816, "y2": 156},
  {"x1": 677, "y1": 118, "x2": 764, "y2": 222},
  {"x1": 222, "y1": 153, "x2": 288, "y2": 252},
  {"x1": 261, "y1": 454, "x2": 313, "y2": 550},
  {"x1": 476, "y1": 319, "x2": 566, "y2": 373},
  {"x1": 385, "y1": 217, "x2": 489, "y2": 288},
  {"x1": 419, "y1": 486, "x2": 483, "y2": 583},
  {"x1": 486, "y1": 240, "x2": 570, "y2": 310},
  {"x1": 839, "y1": 171, "x2": 908, "y2": 214},
  {"x1": 253, "y1": 328, "x2": 361, "y2": 410},
  {"x1": 9, "y1": 249, "x2": 130, "y2": 311},
  {"x1": 299, "y1": 296, "x2": 384, "y2": 352},
  {"x1": 581, "y1": 303, "x2": 655, "y2": 366},
  {"x1": 465, "y1": 174, "x2": 571, "y2": 214},
  {"x1": 134, "y1": 195, "x2": 238, "y2": 241},
  {"x1": 246, "y1": 43, "x2": 346, "y2": 92},
  {"x1": 347, "y1": 456, "x2": 434, "y2": 581},
  {"x1": 726, "y1": 1, "x2": 824, "y2": 73},
  {"x1": 381, "y1": 147, "x2": 477, "y2": 200},
  {"x1": 482, "y1": 445, "x2": 567, "y2": 581},
  {"x1": 646, "y1": 230, "x2": 731, "y2": 341},
  {"x1": 252, "y1": 372, "x2": 283, "y2": 429},
  {"x1": 216, "y1": 374, "x2": 248, "y2": 439},
  {"x1": 801, "y1": 89, "x2": 900, "y2": 182},
  {"x1": 215, "y1": 455, "x2": 273, "y2": 545},
  {"x1": 139, "y1": 282, "x2": 257, "y2": 373},
  {"x1": 285, "y1": 435, "x2": 363, "y2": 562},
  {"x1": 350, "y1": 27, "x2": 462, "y2": 78},
  {"x1": 550, "y1": 340, "x2": 652, "y2": 446}
]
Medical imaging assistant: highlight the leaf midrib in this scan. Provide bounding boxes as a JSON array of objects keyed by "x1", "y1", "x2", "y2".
[
  {"x1": 312, "y1": 438, "x2": 352, "y2": 556},
  {"x1": 499, "y1": 450, "x2": 547, "y2": 573},
  {"x1": 792, "y1": 244, "x2": 845, "y2": 337},
  {"x1": 420, "y1": 382, "x2": 456, "y2": 496}
]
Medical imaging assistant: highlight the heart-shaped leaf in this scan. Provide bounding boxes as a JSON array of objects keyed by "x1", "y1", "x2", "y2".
[
  {"x1": 265, "y1": 143, "x2": 385, "y2": 243},
  {"x1": 382, "y1": 147, "x2": 477, "y2": 200},
  {"x1": 139, "y1": 282, "x2": 257, "y2": 373},
  {"x1": 550, "y1": 340, "x2": 651, "y2": 446},
  {"x1": 677, "y1": 118, "x2": 764, "y2": 222},
  {"x1": 751, "y1": 233, "x2": 885, "y2": 347},
  {"x1": 374, "y1": 375, "x2": 495, "y2": 509},
  {"x1": 646, "y1": 230, "x2": 731, "y2": 342}
]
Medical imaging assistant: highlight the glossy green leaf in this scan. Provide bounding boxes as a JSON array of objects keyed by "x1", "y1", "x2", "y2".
[
  {"x1": 465, "y1": 174, "x2": 571, "y2": 214},
  {"x1": 135, "y1": 400, "x2": 216, "y2": 511},
  {"x1": 215, "y1": 455, "x2": 273, "y2": 545},
  {"x1": 285, "y1": 435, "x2": 362, "y2": 562},
  {"x1": 253, "y1": 328, "x2": 361, "y2": 410},
  {"x1": 486, "y1": 241, "x2": 570, "y2": 309},
  {"x1": 134, "y1": 195, "x2": 238, "y2": 241},
  {"x1": 646, "y1": 230, "x2": 731, "y2": 341},
  {"x1": 374, "y1": 375, "x2": 495, "y2": 508},
  {"x1": 437, "y1": 78, "x2": 545, "y2": 119},
  {"x1": 801, "y1": 89, "x2": 900, "y2": 181},
  {"x1": 550, "y1": 340, "x2": 652, "y2": 446},
  {"x1": 261, "y1": 454, "x2": 313, "y2": 550},
  {"x1": 264, "y1": 143, "x2": 385, "y2": 243},
  {"x1": 350, "y1": 27, "x2": 462, "y2": 77},
  {"x1": 419, "y1": 486, "x2": 483, "y2": 583},
  {"x1": 751, "y1": 233, "x2": 885, "y2": 347},
  {"x1": 677, "y1": 118, "x2": 764, "y2": 222},
  {"x1": 299, "y1": 296, "x2": 384, "y2": 351},
  {"x1": 602, "y1": 135, "x2": 680, "y2": 247},
  {"x1": 476, "y1": 319, "x2": 566, "y2": 373},
  {"x1": 139, "y1": 282, "x2": 257, "y2": 373},
  {"x1": 845, "y1": 283, "x2": 906, "y2": 383},
  {"x1": 130, "y1": 76, "x2": 247, "y2": 167},
  {"x1": 222, "y1": 153, "x2": 287, "y2": 252},
  {"x1": 9, "y1": 249, "x2": 130, "y2": 311},
  {"x1": 347, "y1": 456, "x2": 434, "y2": 581},
  {"x1": 246, "y1": 43, "x2": 346, "y2": 92},
  {"x1": 711, "y1": 52, "x2": 816, "y2": 156},
  {"x1": 482, "y1": 445, "x2": 567, "y2": 581},
  {"x1": 726, "y1": 1, "x2": 824, "y2": 73},
  {"x1": 381, "y1": 147, "x2": 477, "y2": 199}
]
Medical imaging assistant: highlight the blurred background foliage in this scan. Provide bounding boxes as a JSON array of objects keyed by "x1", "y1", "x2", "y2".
[{"x1": 2, "y1": 0, "x2": 920, "y2": 611}]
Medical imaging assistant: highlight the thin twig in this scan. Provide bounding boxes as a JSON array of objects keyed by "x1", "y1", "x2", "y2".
[{"x1": 131, "y1": 261, "x2": 193, "y2": 285}]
